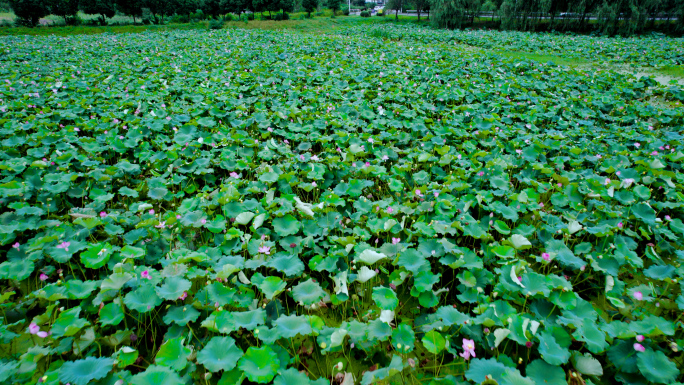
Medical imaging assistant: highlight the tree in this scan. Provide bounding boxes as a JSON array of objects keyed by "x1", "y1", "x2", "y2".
[
  {"x1": 412, "y1": 0, "x2": 429, "y2": 20},
  {"x1": 50, "y1": 0, "x2": 79, "y2": 24},
  {"x1": 8, "y1": 0, "x2": 50, "y2": 26},
  {"x1": 431, "y1": 0, "x2": 481, "y2": 27},
  {"x1": 202, "y1": 0, "x2": 224, "y2": 18},
  {"x1": 326, "y1": 0, "x2": 340, "y2": 15},
  {"x1": 385, "y1": 0, "x2": 402, "y2": 20},
  {"x1": 115, "y1": 0, "x2": 143, "y2": 23},
  {"x1": 302, "y1": 0, "x2": 318, "y2": 16},
  {"x1": 143, "y1": 0, "x2": 174, "y2": 23},
  {"x1": 80, "y1": 0, "x2": 117, "y2": 25}
]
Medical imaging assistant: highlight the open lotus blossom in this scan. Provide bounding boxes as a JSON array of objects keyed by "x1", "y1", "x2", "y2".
[
  {"x1": 39, "y1": 273, "x2": 48, "y2": 281},
  {"x1": 56, "y1": 241, "x2": 71, "y2": 252},
  {"x1": 258, "y1": 246, "x2": 271, "y2": 255},
  {"x1": 633, "y1": 291, "x2": 643, "y2": 301},
  {"x1": 633, "y1": 343, "x2": 646, "y2": 352},
  {"x1": 415, "y1": 189, "x2": 424, "y2": 197},
  {"x1": 386, "y1": 207, "x2": 394, "y2": 214},
  {"x1": 392, "y1": 238, "x2": 400, "y2": 245},
  {"x1": 12, "y1": 242, "x2": 19, "y2": 250},
  {"x1": 155, "y1": 221, "x2": 166, "y2": 229},
  {"x1": 179, "y1": 292, "x2": 188, "y2": 300},
  {"x1": 230, "y1": 172, "x2": 239, "y2": 178},
  {"x1": 459, "y1": 339, "x2": 476, "y2": 360},
  {"x1": 141, "y1": 270, "x2": 151, "y2": 279},
  {"x1": 28, "y1": 322, "x2": 48, "y2": 338}
]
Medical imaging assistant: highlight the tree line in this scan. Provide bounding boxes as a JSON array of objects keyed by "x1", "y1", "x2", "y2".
[
  {"x1": 417, "y1": 0, "x2": 684, "y2": 35},
  {"x1": 7, "y1": 0, "x2": 325, "y2": 26}
]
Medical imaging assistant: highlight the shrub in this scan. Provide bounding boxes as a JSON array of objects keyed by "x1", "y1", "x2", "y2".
[
  {"x1": 273, "y1": 12, "x2": 289, "y2": 20},
  {"x1": 360, "y1": 10, "x2": 370, "y2": 16},
  {"x1": 208, "y1": 18, "x2": 223, "y2": 28}
]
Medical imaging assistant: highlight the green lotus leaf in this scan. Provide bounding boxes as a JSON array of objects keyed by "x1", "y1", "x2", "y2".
[
  {"x1": 464, "y1": 358, "x2": 507, "y2": 383},
  {"x1": 124, "y1": 284, "x2": 162, "y2": 313},
  {"x1": 58, "y1": 357, "x2": 115, "y2": 385},
  {"x1": 372, "y1": 287, "x2": 398, "y2": 310},
  {"x1": 291, "y1": 279, "x2": 325, "y2": 306},
  {"x1": 80, "y1": 242, "x2": 113, "y2": 269},
  {"x1": 396, "y1": 249, "x2": 428, "y2": 274},
  {"x1": 156, "y1": 276, "x2": 192, "y2": 301},
  {"x1": 238, "y1": 346, "x2": 280, "y2": 384},
  {"x1": 636, "y1": 349, "x2": 679, "y2": 384},
  {"x1": 537, "y1": 330, "x2": 571, "y2": 365},
  {"x1": 274, "y1": 314, "x2": 313, "y2": 338},
  {"x1": 163, "y1": 305, "x2": 201, "y2": 325},
  {"x1": 525, "y1": 359, "x2": 567, "y2": 385},
  {"x1": 197, "y1": 336, "x2": 244, "y2": 372},
  {"x1": 232, "y1": 309, "x2": 266, "y2": 330},
  {"x1": 0, "y1": 259, "x2": 34, "y2": 281},
  {"x1": 392, "y1": 323, "x2": 415, "y2": 352},
  {"x1": 273, "y1": 214, "x2": 301, "y2": 236},
  {"x1": 252, "y1": 273, "x2": 287, "y2": 300},
  {"x1": 155, "y1": 337, "x2": 191, "y2": 371},
  {"x1": 130, "y1": 365, "x2": 184, "y2": 385},
  {"x1": 99, "y1": 302, "x2": 125, "y2": 326},
  {"x1": 356, "y1": 249, "x2": 387, "y2": 264},
  {"x1": 422, "y1": 330, "x2": 446, "y2": 354}
]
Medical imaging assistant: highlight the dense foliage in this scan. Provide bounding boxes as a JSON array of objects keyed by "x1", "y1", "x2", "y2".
[
  {"x1": 1, "y1": 25, "x2": 684, "y2": 384},
  {"x1": 430, "y1": 0, "x2": 684, "y2": 35},
  {"x1": 343, "y1": 23, "x2": 684, "y2": 67}
]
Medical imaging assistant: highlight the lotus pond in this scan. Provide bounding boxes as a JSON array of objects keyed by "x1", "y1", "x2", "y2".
[
  {"x1": 1, "y1": 26, "x2": 684, "y2": 385},
  {"x1": 344, "y1": 24, "x2": 684, "y2": 68}
]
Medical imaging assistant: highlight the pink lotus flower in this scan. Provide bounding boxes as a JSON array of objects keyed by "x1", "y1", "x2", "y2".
[
  {"x1": 28, "y1": 323, "x2": 40, "y2": 334},
  {"x1": 392, "y1": 238, "x2": 400, "y2": 245},
  {"x1": 176, "y1": 214, "x2": 181, "y2": 219},
  {"x1": 149, "y1": 209, "x2": 155, "y2": 215},
  {"x1": 179, "y1": 292, "x2": 188, "y2": 300},
  {"x1": 636, "y1": 335, "x2": 645, "y2": 342},
  {"x1": 267, "y1": 127, "x2": 273, "y2": 132},
  {"x1": 415, "y1": 189, "x2": 424, "y2": 197},
  {"x1": 100, "y1": 211, "x2": 108, "y2": 218},
  {"x1": 618, "y1": 222, "x2": 623, "y2": 228},
  {"x1": 39, "y1": 273, "x2": 48, "y2": 281},
  {"x1": 12, "y1": 242, "x2": 19, "y2": 250},
  {"x1": 478, "y1": 171, "x2": 484, "y2": 177},
  {"x1": 665, "y1": 215, "x2": 671, "y2": 221},
  {"x1": 141, "y1": 270, "x2": 151, "y2": 280},
  {"x1": 312, "y1": 182, "x2": 317, "y2": 187},
  {"x1": 56, "y1": 241, "x2": 71, "y2": 252},
  {"x1": 459, "y1": 339, "x2": 476, "y2": 360},
  {"x1": 542, "y1": 253, "x2": 550, "y2": 262},
  {"x1": 633, "y1": 343, "x2": 646, "y2": 352},
  {"x1": 382, "y1": 155, "x2": 389, "y2": 161},
  {"x1": 634, "y1": 143, "x2": 640, "y2": 148},
  {"x1": 258, "y1": 246, "x2": 271, "y2": 255},
  {"x1": 368, "y1": 138, "x2": 374, "y2": 143},
  {"x1": 28, "y1": 323, "x2": 48, "y2": 338},
  {"x1": 230, "y1": 172, "x2": 239, "y2": 178},
  {"x1": 386, "y1": 207, "x2": 394, "y2": 214},
  {"x1": 201, "y1": 219, "x2": 207, "y2": 224},
  {"x1": 633, "y1": 291, "x2": 643, "y2": 301},
  {"x1": 155, "y1": 221, "x2": 166, "y2": 229}
]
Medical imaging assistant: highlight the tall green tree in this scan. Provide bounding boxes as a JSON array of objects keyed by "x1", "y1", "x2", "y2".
[
  {"x1": 115, "y1": 0, "x2": 143, "y2": 23},
  {"x1": 80, "y1": 0, "x2": 117, "y2": 25},
  {"x1": 326, "y1": 0, "x2": 340, "y2": 15},
  {"x1": 432, "y1": 0, "x2": 480, "y2": 28},
  {"x1": 49, "y1": 0, "x2": 79, "y2": 24},
  {"x1": 412, "y1": 0, "x2": 429, "y2": 20},
  {"x1": 143, "y1": 0, "x2": 174, "y2": 23},
  {"x1": 302, "y1": 0, "x2": 317, "y2": 17},
  {"x1": 385, "y1": 0, "x2": 403, "y2": 20},
  {"x1": 8, "y1": 0, "x2": 50, "y2": 26}
]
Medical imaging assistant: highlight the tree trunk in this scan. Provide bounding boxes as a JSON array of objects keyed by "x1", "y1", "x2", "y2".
[
  {"x1": 395, "y1": 8, "x2": 398, "y2": 20},
  {"x1": 417, "y1": 9, "x2": 420, "y2": 21},
  {"x1": 268, "y1": 10, "x2": 272, "y2": 18}
]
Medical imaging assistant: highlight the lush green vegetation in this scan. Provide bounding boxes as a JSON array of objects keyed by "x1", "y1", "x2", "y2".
[
  {"x1": 344, "y1": 23, "x2": 684, "y2": 67},
  {"x1": 1, "y1": 20, "x2": 684, "y2": 385}
]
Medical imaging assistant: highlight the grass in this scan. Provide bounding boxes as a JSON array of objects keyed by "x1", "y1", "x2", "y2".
[{"x1": 0, "y1": 22, "x2": 205, "y2": 36}]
